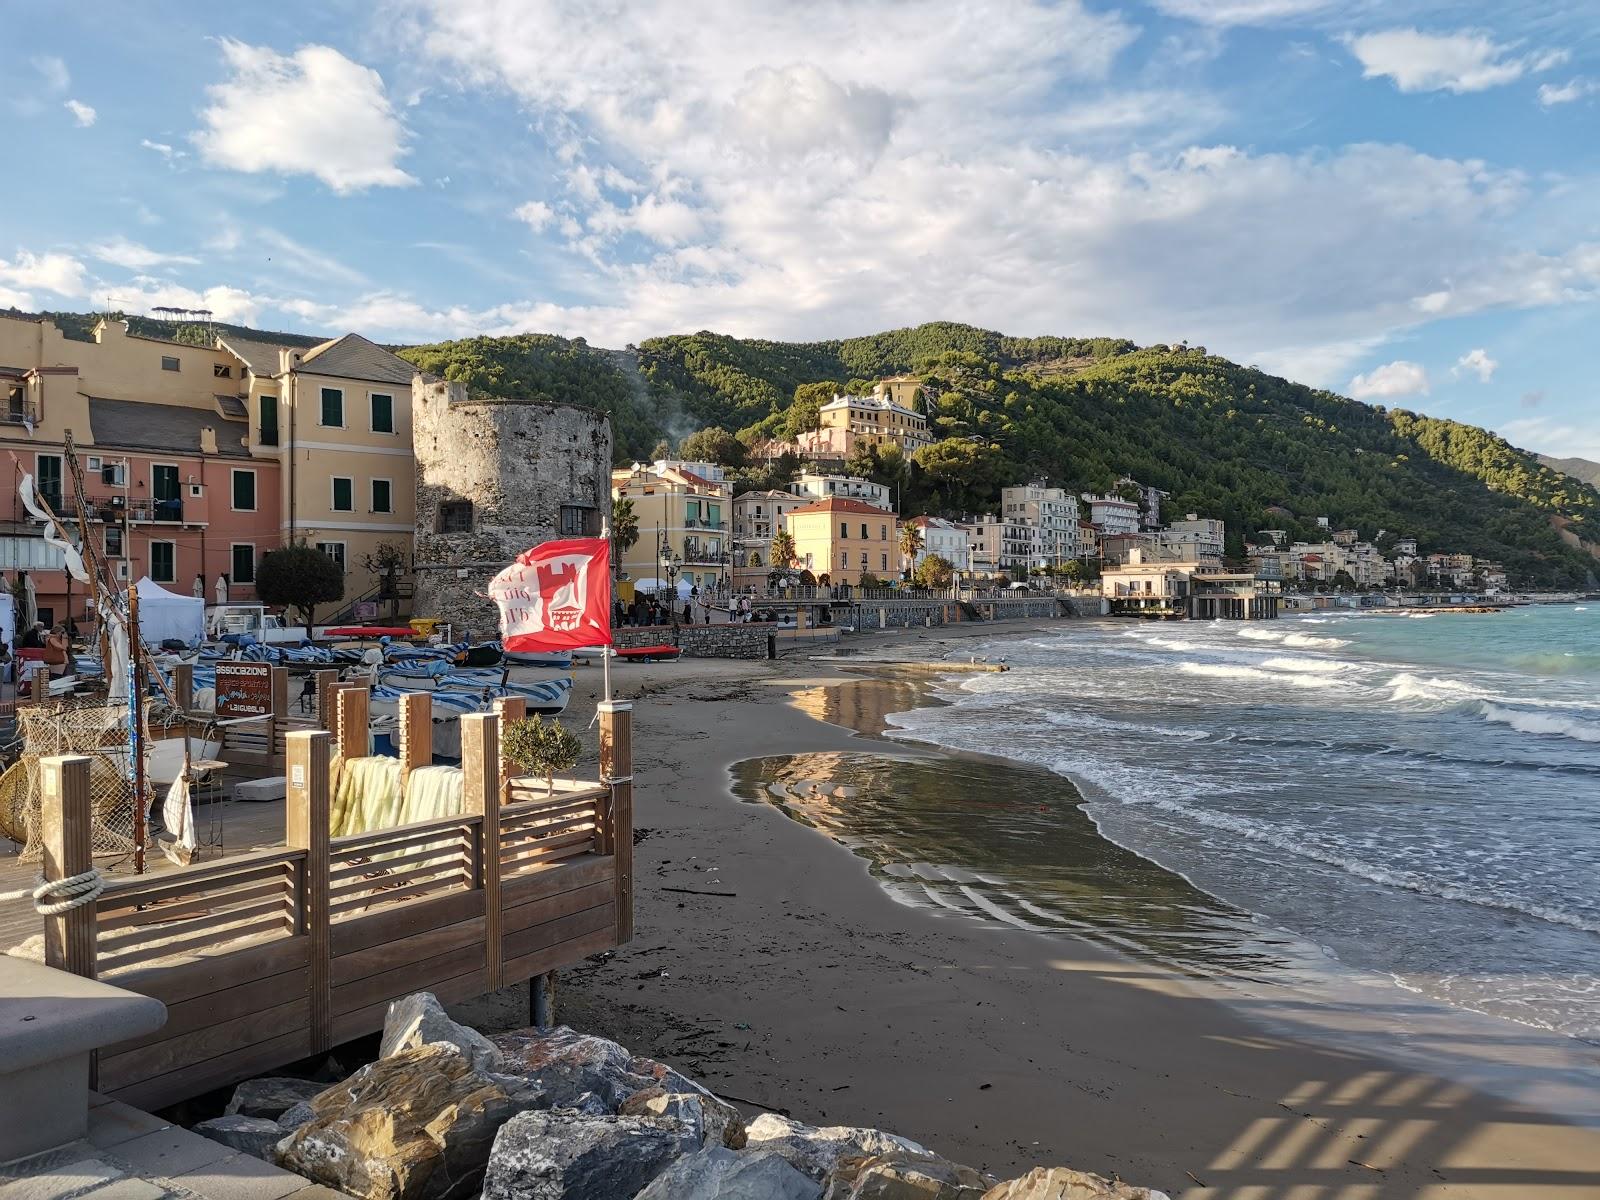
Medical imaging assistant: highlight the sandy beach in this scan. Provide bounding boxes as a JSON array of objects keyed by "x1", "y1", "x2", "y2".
[{"x1": 457, "y1": 618, "x2": 1600, "y2": 1199}]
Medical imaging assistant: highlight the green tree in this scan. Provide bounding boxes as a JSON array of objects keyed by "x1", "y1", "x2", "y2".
[
  {"x1": 256, "y1": 543, "x2": 345, "y2": 635},
  {"x1": 610, "y1": 497, "x2": 639, "y2": 577},
  {"x1": 897, "y1": 521, "x2": 924, "y2": 577},
  {"x1": 913, "y1": 553, "x2": 954, "y2": 588},
  {"x1": 770, "y1": 528, "x2": 798, "y2": 570},
  {"x1": 678, "y1": 426, "x2": 748, "y2": 467},
  {"x1": 784, "y1": 382, "x2": 837, "y2": 439},
  {"x1": 501, "y1": 715, "x2": 582, "y2": 797},
  {"x1": 912, "y1": 438, "x2": 1008, "y2": 510}
]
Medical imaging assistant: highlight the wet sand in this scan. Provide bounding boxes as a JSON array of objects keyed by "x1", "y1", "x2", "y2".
[{"x1": 458, "y1": 620, "x2": 1600, "y2": 1198}]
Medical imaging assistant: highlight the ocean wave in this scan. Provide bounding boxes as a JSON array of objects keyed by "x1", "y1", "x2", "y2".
[
  {"x1": 1042, "y1": 708, "x2": 1209, "y2": 740},
  {"x1": 1479, "y1": 703, "x2": 1600, "y2": 744},
  {"x1": 1282, "y1": 632, "x2": 1351, "y2": 648},
  {"x1": 1178, "y1": 662, "x2": 1337, "y2": 688},
  {"x1": 1388, "y1": 672, "x2": 1489, "y2": 705},
  {"x1": 1259, "y1": 656, "x2": 1350, "y2": 674},
  {"x1": 1236, "y1": 627, "x2": 1285, "y2": 642}
]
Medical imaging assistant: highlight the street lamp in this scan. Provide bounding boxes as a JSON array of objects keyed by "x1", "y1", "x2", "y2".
[{"x1": 659, "y1": 544, "x2": 681, "y2": 626}]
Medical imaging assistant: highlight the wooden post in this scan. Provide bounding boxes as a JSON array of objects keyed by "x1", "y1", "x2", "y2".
[
  {"x1": 398, "y1": 692, "x2": 433, "y2": 786},
  {"x1": 269, "y1": 665, "x2": 289, "y2": 746},
  {"x1": 40, "y1": 755, "x2": 95, "y2": 979},
  {"x1": 460, "y1": 713, "x2": 503, "y2": 990},
  {"x1": 285, "y1": 730, "x2": 331, "y2": 1056},
  {"x1": 336, "y1": 685, "x2": 369, "y2": 760},
  {"x1": 315, "y1": 671, "x2": 340, "y2": 730},
  {"x1": 599, "y1": 700, "x2": 634, "y2": 944},
  {"x1": 30, "y1": 668, "x2": 47, "y2": 705},
  {"x1": 494, "y1": 696, "x2": 526, "y2": 726},
  {"x1": 173, "y1": 663, "x2": 193, "y2": 712}
]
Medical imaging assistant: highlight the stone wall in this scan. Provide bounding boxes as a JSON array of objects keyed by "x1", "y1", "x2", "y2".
[
  {"x1": 411, "y1": 378, "x2": 612, "y2": 635},
  {"x1": 612, "y1": 623, "x2": 777, "y2": 660},
  {"x1": 851, "y1": 596, "x2": 1067, "y2": 630}
]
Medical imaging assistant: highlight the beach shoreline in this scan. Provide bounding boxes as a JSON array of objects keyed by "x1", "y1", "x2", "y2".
[{"x1": 457, "y1": 617, "x2": 1600, "y2": 1197}]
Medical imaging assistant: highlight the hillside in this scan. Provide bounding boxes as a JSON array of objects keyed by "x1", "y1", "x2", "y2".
[{"x1": 1539, "y1": 454, "x2": 1600, "y2": 488}]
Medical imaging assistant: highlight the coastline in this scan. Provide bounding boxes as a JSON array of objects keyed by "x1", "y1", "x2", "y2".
[{"x1": 457, "y1": 619, "x2": 1600, "y2": 1196}]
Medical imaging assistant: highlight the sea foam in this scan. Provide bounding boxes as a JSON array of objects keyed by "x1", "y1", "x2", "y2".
[
  {"x1": 1478, "y1": 703, "x2": 1600, "y2": 744},
  {"x1": 1179, "y1": 662, "x2": 1336, "y2": 688}
]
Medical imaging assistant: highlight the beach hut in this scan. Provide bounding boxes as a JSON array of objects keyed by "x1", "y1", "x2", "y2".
[{"x1": 134, "y1": 576, "x2": 205, "y2": 646}]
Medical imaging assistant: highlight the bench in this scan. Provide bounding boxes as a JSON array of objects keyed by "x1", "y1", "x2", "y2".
[
  {"x1": 0, "y1": 957, "x2": 167, "y2": 1160},
  {"x1": 615, "y1": 644, "x2": 680, "y2": 662}
]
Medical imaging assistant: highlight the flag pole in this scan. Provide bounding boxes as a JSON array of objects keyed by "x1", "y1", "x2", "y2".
[{"x1": 601, "y1": 522, "x2": 614, "y2": 705}]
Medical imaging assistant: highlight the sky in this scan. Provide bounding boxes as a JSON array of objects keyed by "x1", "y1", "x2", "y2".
[{"x1": 3, "y1": 0, "x2": 1598, "y2": 460}]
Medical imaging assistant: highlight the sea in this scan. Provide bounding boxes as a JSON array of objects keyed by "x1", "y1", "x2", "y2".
[{"x1": 734, "y1": 603, "x2": 1600, "y2": 1116}]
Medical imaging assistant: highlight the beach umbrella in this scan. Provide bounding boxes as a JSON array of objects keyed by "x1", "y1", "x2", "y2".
[
  {"x1": 191, "y1": 575, "x2": 205, "y2": 599},
  {"x1": 215, "y1": 574, "x2": 228, "y2": 606}
]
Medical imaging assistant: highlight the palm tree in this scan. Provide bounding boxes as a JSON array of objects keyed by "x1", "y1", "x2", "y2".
[
  {"x1": 770, "y1": 528, "x2": 798, "y2": 571},
  {"x1": 898, "y1": 521, "x2": 924, "y2": 579},
  {"x1": 610, "y1": 497, "x2": 639, "y2": 578}
]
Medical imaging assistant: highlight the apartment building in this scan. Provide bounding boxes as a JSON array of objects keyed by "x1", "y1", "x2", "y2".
[
  {"x1": 785, "y1": 497, "x2": 898, "y2": 585},
  {"x1": 790, "y1": 471, "x2": 892, "y2": 510},
  {"x1": 816, "y1": 385, "x2": 933, "y2": 453},
  {"x1": 960, "y1": 514, "x2": 1003, "y2": 576},
  {"x1": 612, "y1": 461, "x2": 731, "y2": 592},
  {"x1": 1159, "y1": 514, "x2": 1225, "y2": 563},
  {"x1": 730, "y1": 488, "x2": 808, "y2": 589},
  {"x1": 1002, "y1": 481, "x2": 1082, "y2": 568},
  {"x1": 1116, "y1": 476, "x2": 1168, "y2": 530},
  {"x1": 1082, "y1": 494, "x2": 1140, "y2": 537},
  {"x1": 909, "y1": 515, "x2": 971, "y2": 574}
]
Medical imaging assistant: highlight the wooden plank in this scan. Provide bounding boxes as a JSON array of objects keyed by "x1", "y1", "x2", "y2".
[
  {"x1": 502, "y1": 925, "x2": 617, "y2": 985},
  {"x1": 500, "y1": 856, "x2": 614, "y2": 907},
  {"x1": 107, "y1": 1029, "x2": 311, "y2": 1113},
  {"x1": 462, "y1": 712, "x2": 504, "y2": 991},
  {"x1": 106, "y1": 936, "x2": 311, "y2": 1002},
  {"x1": 400, "y1": 692, "x2": 432, "y2": 783},
  {"x1": 501, "y1": 880, "x2": 616, "y2": 934},
  {"x1": 99, "y1": 918, "x2": 292, "y2": 973},
  {"x1": 601, "y1": 701, "x2": 634, "y2": 944},
  {"x1": 330, "y1": 873, "x2": 463, "y2": 918},
  {"x1": 501, "y1": 902, "x2": 615, "y2": 965},
  {"x1": 330, "y1": 967, "x2": 488, "y2": 1045},
  {"x1": 98, "y1": 997, "x2": 309, "y2": 1090},
  {"x1": 330, "y1": 887, "x2": 484, "y2": 956},
  {"x1": 502, "y1": 840, "x2": 599, "y2": 872},
  {"x1": 98, "y1": 897, "x2": 290, "y2": 954},
  {"x1": 101, "y1": 968, "x2": 307, "y2": 1053},
  {"x1": 98, "y1": 879, "x2": 288, "y2": 932},
  {"x1": 337, "y1": 687, "x2": 369, "y2": 759},
  {"x1": 40, "y1": 755, "x2": 95, "y2": 979},
  {"x1": 502, "y1": 785, "x2": 609, "y2": 812},
  {"x1": 285, "y1": 729, "x2": 332, "y2": 1055},
  {"x1": 499, "y1": 827, "x2": 598, "y2": 857},
  {"x1": 329, "y1": 840, "x2": 470, "y2": 885},
  {"x1": 99, "y1": 851, "x2": 302, "y2": 911},
  {"x1": 333, "y1": 816, "x2": 478, "y2": 859},
  {"x1": 332, "y1": 914, "x2": 485, "y2": 986},
  {"x1": 332, "y1": 941, "x2": 485, "y2": 1017}
]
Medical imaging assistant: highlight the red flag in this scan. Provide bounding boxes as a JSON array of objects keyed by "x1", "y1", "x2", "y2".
[{"x1": 489, "y1": 537, "x2": 612, "y2": 651}]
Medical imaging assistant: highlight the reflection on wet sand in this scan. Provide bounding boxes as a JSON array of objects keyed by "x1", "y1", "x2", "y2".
[{"x1": 788, "y1": 673, "x2": 938, "y2": 737}]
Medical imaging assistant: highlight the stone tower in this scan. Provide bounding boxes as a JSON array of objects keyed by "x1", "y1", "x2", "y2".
[{"x1": 411, "y1": 377, "x2": 612, "y2": 637}]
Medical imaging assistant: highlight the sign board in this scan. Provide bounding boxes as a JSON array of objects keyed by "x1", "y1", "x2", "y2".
[
  {"x1": 216, "y1": 662, "x2": 273, "y2": 718},
  {"x1": 354, "y1": 601, "x2": 378, "y2": 621}
]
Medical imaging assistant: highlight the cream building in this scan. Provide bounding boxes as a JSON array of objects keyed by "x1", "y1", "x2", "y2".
[
  {"x1": 910, "y1": 516, "x2": 971, "y2": 575},
  {"x1": 790, "y1": 471, "x2": 892, "y2": 510},
  {"x1": 731, "y1": 489, "x2": 808, "y2": 590},
  {"x1": 817, "y1": 384, "x2": 933, "y2": 453},
  {"x1": 785, "y1": 497, "x2": 898, "y2": 586},
  {"x1": 612, "y1": 461, "x2": 731, "y2": 592}
]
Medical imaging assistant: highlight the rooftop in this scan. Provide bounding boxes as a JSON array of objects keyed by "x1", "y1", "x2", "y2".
[
  {"x1": 297, "y1": 332, "x2": 416, "y2": 385},
  {"x1": 87, "y1": 397, "x2": 250, "y2": 457},
  {"x1": 788, "y1": 497, "x2": 899, "y2": 517}
]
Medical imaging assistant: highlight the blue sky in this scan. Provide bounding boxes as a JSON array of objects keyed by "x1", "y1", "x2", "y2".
[{"x1": 3, "y1": 1, "x2": 1597, "y2": 460}]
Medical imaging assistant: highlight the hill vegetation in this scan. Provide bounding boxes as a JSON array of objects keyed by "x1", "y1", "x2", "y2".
[{"x1": 1539, "y1": 454, "x2": 1600, "y2": 489}]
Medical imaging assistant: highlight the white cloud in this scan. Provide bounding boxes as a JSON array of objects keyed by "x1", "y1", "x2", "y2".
[
  {"x1": 1348, "y1": 360, "x2": 1430, "y2": 399},
  {"x1": 514, "y1": 201, "x2": 556, "y2": 231},
  {"x1": 1346, "y1": 29, "x2": 1566, "y2": 95},
  {"x1": 0, "y1": 250, "x2": 88, "y2": 303},
  {"x1": 1539, "y1": 78, "x2": 1600, "y2": 106},
  {"x1": 140, "y1": 139, "x2": 185, "y2": 161},
  {"x1": 726, "y1": 64, "x2": 897, "y2": 161},
  {"x1": 1499, "y1": 417, "x2": 1600, "y2": 462},
  {"x1": 33, "y1": 56, "x2": 69, "y2": 93},
  {"x1": 64, "y1": 100, "x2": 96, "y2": 127},
  {"x1": 1148, "y1": 0, "x2": 1332, "y2": 27},
  {"x1": 87, "y1": 238, "x2": 199, "y2": 270},
  {"x1": 1453, "y1": 347, "x2": 1497, "y2": 381},
  {"x1": 193, "y1": 40, "x2": 415, "y2": 193}
]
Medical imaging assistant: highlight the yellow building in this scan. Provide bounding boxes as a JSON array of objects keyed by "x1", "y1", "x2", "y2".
[
  {"x1": 785, "y1": 497, "x2": 899, "y2": 585},
  {"x1": 817, "y1": 379, "x2": 932, "y2": 453},
  {"x1": 611, "y1": 461, "x2": 731, "y2": 592}
]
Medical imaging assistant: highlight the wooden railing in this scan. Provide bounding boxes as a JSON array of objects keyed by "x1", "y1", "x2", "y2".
[{"x1": 34, "y1": 691, "x2": 635, "y2": 1111}]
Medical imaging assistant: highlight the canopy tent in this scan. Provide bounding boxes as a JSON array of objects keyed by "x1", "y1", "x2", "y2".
[
  {"x1": 632, "y1": 577, "x2": 691, "y2": 599},
  {"x1": 135, "y1": 576, "x2": 205, "y2": 646}
]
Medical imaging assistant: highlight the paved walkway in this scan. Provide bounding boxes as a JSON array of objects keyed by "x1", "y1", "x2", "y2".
[{"x1": 0, "y1": 1096, "x2": 347, "y2": 1200}]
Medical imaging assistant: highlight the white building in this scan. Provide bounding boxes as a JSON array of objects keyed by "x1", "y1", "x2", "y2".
[
  {"x1": 1159, "y1": 514, "x2": 1225, "y2": 563},
  {"x1": 1117, "y1": 476, "x2": 1168, "y2": 530},
  {"x1": 790, "y1": 471, "x2": 892, "y2": 510},
  {"x1": 910, "y1": 516, "x2": 971, "y2": 574},
  {"x1": 1002, "y1": 481, "x2": 1082, "y2": 567},
  {"x1": 959, "y1": 514, "x2": 1004, "y2": 575},
  {"x1": 1083, "y1": 494, "x2": 1140, "y2": 537},
  {"x1": 731, "y1": 488, "x2": 809, "y2": 589}
]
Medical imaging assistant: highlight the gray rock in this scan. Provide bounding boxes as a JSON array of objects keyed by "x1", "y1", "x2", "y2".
[
  {"x1": 491, "y1": 1025, "x2": 707, "y2": 1112},
  {"x1": 277, "y1": 1102, "x2": 315, "y2": 1132},
  {"x1": 636, "y1": 1146, "x2": 821, "y2": 1200},
  {"x1": 621, "y1": 1088, "x2": 746, "y2": 1149},
  {"x1": 980, "y1": 1168, "x2": 1171, "y2": 1200},
  {"x1": 827, "y1": 1150, "x2": 989, "y2": 1199},
  {"x1": 381, "y1": 991, "x2": 502, "y2": 1074},
  {"x1": 745, "y1": 1113, "x2": 927, "y2": 1181},
  {"x1": 481, "y1": 1108, "x2": 691, "y2": 1200},
  {"x1": 193, "y1": 1115, "x2": 284, "y2": 1162},
  {"x1": 225, "y1": 1076, "x2": 327, "y2": 1121}
]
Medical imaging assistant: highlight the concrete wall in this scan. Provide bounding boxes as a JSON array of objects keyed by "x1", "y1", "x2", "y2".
[
  {"x1": 612, "y1": 622, "x2": 776, "y2": 659},
  {"x1": 852, "y1": 596, "x2": 1070, "y2": 630},
  {"x1": 411, "y1": 378, "x2": 612, "y2": 636}
]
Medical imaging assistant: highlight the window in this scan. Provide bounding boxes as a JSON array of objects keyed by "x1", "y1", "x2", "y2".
[
  {"x1": 214, "y1": 364, "x2": 231, "y2": 379},
  {"x1": 150, "y1": 541, "x2": 176, "y2": 582},
  {"x1": 839, "y1": 551, "x2": 848, "y2": 569},
  {"x1": 152, "y1": 464, "x2": 179, "y2": 502},
  {"x1": 104, "y1": 526, "x2": 123, "y2": 557},
  {"x1": 559, "y1": 504, "x2": 598, "y2": 537},
  {"x1": 880, "y1": 524, "x2": 888, "y2": 540},
  {"x1": 839, "y1": 522, "x2": 849, "y2": 539},
  {"x1": 231, "y1": 469, "x2": 256, "y2": 511},
  {"x1": 331, "y1": 477, "x2": 353, "y2": 512},
  {"x1": 370, "y1": 393, "x2": 394, "y2": 434},
  {"x1": 100, "y1": 460, "x2": 125, "y2": 486},
  {"x1": 371, "y1": 478, "x2": 392, "y2": 514},
  {"x1": 860, "y1": 523, "x2": 868, "y2": 539},
  {"x1": 881, "y1": 553, "x2": 889, "y2": 571},
  {"x1": 438, "y1": 500, "x2": 473, "y2": 534},
  {"x1": 320, "y1": 387, "x2": 344, "y2": 427},
  {"x1": 35, "y1": 454, "x2": 62, "y2": 507},
  {"x1": 258, "y1": 394, "x2": 278, "y2": 446},
  {"x1": 161, "y1": 356, "x2": 180, "y2": 372},
  {"x1": 315, "y1": 542, "x2": 346, "y2": 573},
  {"x1": 231, "y1": 544, "x2": 256, "y2": 584}
]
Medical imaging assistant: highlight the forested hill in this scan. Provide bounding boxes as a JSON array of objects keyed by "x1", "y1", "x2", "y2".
[{"x1": 1540, "y1": 454, "x2": 1600, "y2": 488}]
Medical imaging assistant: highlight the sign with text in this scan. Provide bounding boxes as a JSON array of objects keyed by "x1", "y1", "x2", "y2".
[
  {"x1": 216, "y1": 662, "x2": 273, "y2": 718},
  {"x1": 489, "y1": 537, "x2": 612, "y2": 652}
]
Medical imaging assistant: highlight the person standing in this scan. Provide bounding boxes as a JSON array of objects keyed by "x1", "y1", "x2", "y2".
[{"x1": 44, "y1": 624, "x2": 71, "y2": 679}]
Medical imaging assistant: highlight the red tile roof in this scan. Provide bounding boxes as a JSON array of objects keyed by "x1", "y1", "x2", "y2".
[{"x1": 788, "y1": 497, "x2": 897, "y2": 517}]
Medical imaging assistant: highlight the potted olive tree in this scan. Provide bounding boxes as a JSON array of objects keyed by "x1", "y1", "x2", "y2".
[{"x1": 502, "y1": 715, "x2": 582, "y2": 797}]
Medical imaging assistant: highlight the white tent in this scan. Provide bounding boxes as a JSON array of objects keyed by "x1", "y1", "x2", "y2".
[
  {"x1": 135, "y1": 576, "x2": 205, "y2": 646},
  {"x1": 0, "y1": 588, "x2": 14, "y2": 652},
  {"x1": 633, "y1": 577, "x2": 692, "y2": 599}
]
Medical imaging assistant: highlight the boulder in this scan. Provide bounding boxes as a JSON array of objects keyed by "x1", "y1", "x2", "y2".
[
  {"x1": 826, "y1": 1151, "x2": 989, "y2": 1199},
  {"x1": 491, "y1": 1025, "x2": 704, "y2": 1112},
  {"x1": 225, "y1": 1076, "x2": 327, "y2": 1121},
  {"x1": 193, "y1": 1115, "x2": 285, "y2": 1162},
  {"x1": 278, "y1": 1102, "x2": 316, "y2": 1133},
  {"x1": 381, "y1": 991, "x2": 502, "y2": 1074},
  {"x1": 481, "y1": 1108, "x2": 692, "y2": 1200},
  {"x1": 275, "y1": 1042, "x2": 522, "y2": 1200},
  {"x1": 635, "y1": 1146, "x2": 821, "y2": 1200},
  {"x1": 980, "y1": 1168, "x2": 1171, "y2": 1200},
  {"x1": 621, "y1": 1087, "x2": 746, "y2": 1149},
  {"x1": 745, "y1": 1113, "x2": 927, "y2": 1181}
]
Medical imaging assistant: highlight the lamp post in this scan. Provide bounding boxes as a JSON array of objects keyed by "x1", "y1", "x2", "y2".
[{"x1": 659, "y1": 543, "x2": 681, "y2": 627}]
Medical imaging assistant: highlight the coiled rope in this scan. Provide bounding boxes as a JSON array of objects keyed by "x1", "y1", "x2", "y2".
[{"x1": 0, "y1": 867, "x2": 105, "y2": 915}]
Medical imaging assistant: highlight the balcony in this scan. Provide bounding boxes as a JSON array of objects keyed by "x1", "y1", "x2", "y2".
[
  {"x1": 0, "y1": 397, "x2": 41, "y2": 427},
  {"x1": 129, "y1": 498, "x2": 197, "y2": 525},
  {"x1": 681, "y1": 545, "x2": 730, "y2": 565},
  {"x1": 684, "y1": 518, "x2": 725, "y2": 530}
]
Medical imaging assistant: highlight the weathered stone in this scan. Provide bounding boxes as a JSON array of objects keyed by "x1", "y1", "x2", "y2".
[
  {"x1": 635, "y1": 1146, "x2": 821, "y2": 1200},
  {"x1": 980, "y1": 1168, "x2": 1171, "y2": 1200},
  {"x1": 193, "y1": 1115, "x2": 285, "y2": 1162},
  {"x1": 381, "y1": 992, "x2": 502, "y2": 1074},
  {"x1": 225, "y1": 1076, "x2": 328, "y2": 1121},
  {"x1": 275, "y1": 1042, "x2": 522, "y2": 1200},
  {"x1": 621, "y1": 1087, "x2": 746, "y2": 1149},
  {"x1": 826, "y1": 1150, "x2": 989, "y2": 1199},
  {"x1": 480, "y1": 1108, "x2": 691, "y2": 1200},
  {"x1": 745, "y1": 1114, "x2": 927, "y2": 1182},
  {"x1": 278, "y1": 1102, "x2": 316, "y2": 1132},
  {"x1": 491, "y1": 1025, "x2": 704, "y2": 1112}
]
